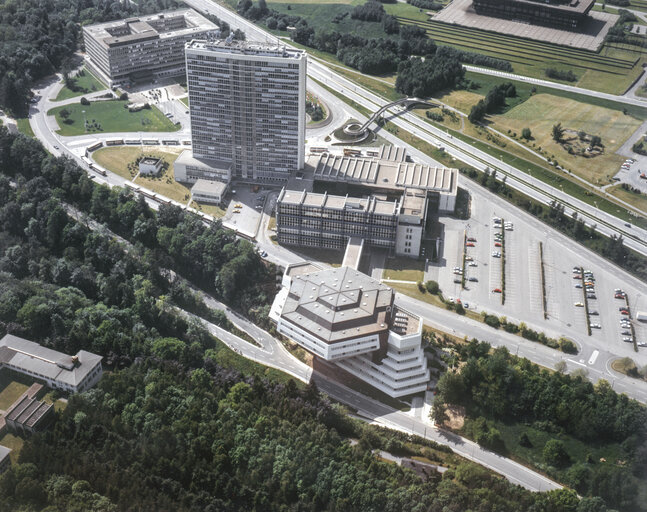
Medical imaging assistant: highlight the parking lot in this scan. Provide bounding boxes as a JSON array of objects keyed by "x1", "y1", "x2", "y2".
[
  {"x1": 612, "y1": 157, "x2": 647, "y2": 194},
  {"x1": 221, "y1": 184, "x2": 269, "y2": 238},
  {"x1": 430, "y1": 187, "x2": 647, "y2": 369}
]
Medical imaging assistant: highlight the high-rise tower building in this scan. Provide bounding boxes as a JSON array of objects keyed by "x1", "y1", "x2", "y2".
[{"x1": 185, "y1": 39, "x2": 306, "y2": 183}]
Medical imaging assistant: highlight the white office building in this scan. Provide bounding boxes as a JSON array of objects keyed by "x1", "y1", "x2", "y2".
[
  {"x1": 83, "y1": 9, "x2": 219, "y2": 86},
  {"x1": 185, "y1": 39, "x2": 306, "y2": 183},
  {"x1": 270, "y1": 263, "x2": 429, "y2": 397}
]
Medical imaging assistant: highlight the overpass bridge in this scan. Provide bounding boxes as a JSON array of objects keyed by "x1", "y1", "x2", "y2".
[{"x1": 343, "y1": 97, "x2": 439, "y2": 138}]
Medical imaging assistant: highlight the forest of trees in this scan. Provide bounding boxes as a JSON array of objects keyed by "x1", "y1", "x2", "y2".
[
  {"x1": 468, "y1": 82, "x2": 517, "y2": 123},
  {"x1": 395, "y1": 51, "x2": 465, "y2": 97},
  {"x1": 236, "y1": 0, "x2": 511, "y2": 79},
  {"x1": 433, "y1": 340, "x2": 647, "y2": 511},
  {"x1": 0, "y1": 0, "x2": 180, "y2": 115}
]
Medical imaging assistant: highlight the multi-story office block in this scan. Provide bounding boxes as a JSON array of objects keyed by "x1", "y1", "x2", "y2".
[
  {"x1": 270, "y1": 263, "x2": 429, "y2": 397},
  {"x1": 472, "y1": 0, "x2": 594, "y2": 30},
  {"x1": 185, "y1": 40, "x2": 306, "y2": 183},
  {"x1": 276, "y1": 188, "x2": 427, "y2": 257},
  {"x1": 83, "y1": 10, "x2": 218, "y2": 86}
]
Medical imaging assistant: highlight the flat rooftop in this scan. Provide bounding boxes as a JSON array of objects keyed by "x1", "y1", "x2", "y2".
[
  {"x1": 281, "y1": 267, "x2": 394, "y2": 344},
  {"x1": 176, "y1": 150, "x2": 231, "y2": 172},
  {"x1": 191, "y1": 178, "x2": 228, "y2": 196},
  {"x1": 391, "y1": 305, "x2": 420, "y2": 336},
  {"x1": 0, "y1": 446, "x2": 11, "y2": 462},
  {"x1": 186, "y1": 39, "x2": 305, "y2": 60},
  {"x1": 437, "y1": 0, "x2": 616, "y2": 50},
  {"x1": 503, "y1": 0, "x2": 595, "y2": 15},
  {"x1": 307, "y1": 153, "x2": 457, "y2": 196},
  {"x1": 0, "y1": 334, "x2": 102, "y2": 387},
  {"x1": 84, "y1": 9, "x2": 218, "y2": 49},
  {"x1": 140, "y1": 157, "x2": 161, "y2": 165},
  {"x1": 401, "y1": 190, "x2": 427, "y2": 218},
  {"x1": 278, "y1": 189, "x2": 401, "y2": 217}
]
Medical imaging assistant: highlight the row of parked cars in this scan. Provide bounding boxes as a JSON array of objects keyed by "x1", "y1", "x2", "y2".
[
  {"x1": 573, "y1": 267, "x2": 601, "y2": 329},
  {"x1": 614, "y1": 289, "x2": 635, "y2": 344}
]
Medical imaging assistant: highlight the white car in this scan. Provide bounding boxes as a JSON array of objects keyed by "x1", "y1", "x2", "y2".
[
  {"x1": 492, "y1": 251, "x2": 501, "y2": 257},
  {"x1": 468, "y1": 262, "x2": 477, "y2": 267}
]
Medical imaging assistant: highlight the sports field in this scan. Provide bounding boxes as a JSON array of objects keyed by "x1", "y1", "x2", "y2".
[
  {"x1": 49, "y1": 100, "x2": 179, "y2": 136},
  {"x1": 491, "y1": 94, "x2": 642, "y2": 184}
]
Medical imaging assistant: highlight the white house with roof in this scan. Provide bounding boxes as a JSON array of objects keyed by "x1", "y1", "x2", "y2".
[{"x1": 0, "y1": 335, "x2": 103, "y2": 393}]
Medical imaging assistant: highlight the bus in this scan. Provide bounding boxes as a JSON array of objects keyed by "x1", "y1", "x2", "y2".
[
  {"x1": 106, "y1": 139, "x2": 123, "y2": 146},
  {"x1": 86, "y1": 142, "x2": 103, "y2": 153}
]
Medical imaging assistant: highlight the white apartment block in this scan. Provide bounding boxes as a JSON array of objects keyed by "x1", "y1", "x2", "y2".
[
  {"x1": 270, "y1": 263, "x2": 429, "y2": 397},
  {"x1": 185, "y1": 40, "x2": 306, "y2": 183},
  {"x1": 83, "y1": 9, "x2": 219, "y2": 86}
]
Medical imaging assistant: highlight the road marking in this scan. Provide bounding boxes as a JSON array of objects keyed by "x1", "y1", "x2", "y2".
[
  {"x1": 567, "y1": 359, "x2": 587, "y2": 367},
  {"x1": 588, "y1": 350, "x2": 600, "y2": 366}
]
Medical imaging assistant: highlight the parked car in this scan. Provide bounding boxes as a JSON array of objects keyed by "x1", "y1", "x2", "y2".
[{"x1": 492, "y1": 288, "x2": 502, "y2": 293}]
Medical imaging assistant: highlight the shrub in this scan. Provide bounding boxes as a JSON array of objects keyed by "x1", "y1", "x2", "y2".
[
  {"x1": 522, "y1": 127, "x2": 532, "y2": 140},
  {"x1": 80, "y1": 97, "x2": 90, "y2": 106},
  {"x1": 543, "y1": 439, "x2": 571, "y2": 468},
  {"x1": 425, "y1": 280, "x2": 439, "y2": 294}
]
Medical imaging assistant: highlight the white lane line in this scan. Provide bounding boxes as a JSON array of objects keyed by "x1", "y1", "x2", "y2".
[{"x1": 588, "y1": 350, "x2": 600, "y2": 366}]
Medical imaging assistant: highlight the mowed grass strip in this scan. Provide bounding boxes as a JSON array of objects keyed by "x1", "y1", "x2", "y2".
[
  {"x1": 491, "y1": 93, "x2": 642, "y2": 184},
  {"x1": 382, "y1": 257, "x2": 425, "y2": 282},
  {"x1": 606, "y1": 185, "x2": 647, "y2": 217},
  {"x1": 396, "y1": 17, "x2": 636, "y2": 70},
  {"x1": 55, "y1": 67, "x2": 106, "y2": 101},
  {"x1": 48, "y1": 100, "x2": 179, "y2": 136}
]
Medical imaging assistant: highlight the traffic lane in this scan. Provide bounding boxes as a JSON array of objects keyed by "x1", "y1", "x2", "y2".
[{"x1": 314, "y1": 375, "x2": 561, "y2": 492}]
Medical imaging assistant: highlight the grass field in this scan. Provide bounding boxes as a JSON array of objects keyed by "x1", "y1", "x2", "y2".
[
  {"x1": 55, "y1": 67, "x2": 106, "y2": 101},
  {"x1": 607, "y1": 184, "x2": 647, "y2": 213},
  {"x1": 190, "y1": 201, "x2": 226, "y2": 218},
  {"x1": 48, "y1": 100, "x2": 179, "y2": 136},
  {"x1": 16, "y1": 118, "x2": 34, "y2": 137},
  {"x1": 180, "y1": 96, "x2": 189, "y2": 107},
  {"x1": 395, "y1": 16, "x2": 645, "y2": 95},
  {"x1": 382, "y1": 257, "x2": 425, "y2": 282},
  {"x1": 0, "y1": 380, "x2": 28, "y2": 411},
  {"x1": 0, "y1": 434, "x2": 23, "y2": 464},
  {"x1": 491, "y1": 94, "x2": 641, "y2": 184}
]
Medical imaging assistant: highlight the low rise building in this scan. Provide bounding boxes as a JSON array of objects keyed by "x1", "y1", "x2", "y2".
[
  {"x1": 174, "y1": 150, "x2": 231, "y2": 183},
  {"x1": 191, "y1": 178, "x2": 229, "y2": 206},
  {"x1": 0, "y1": 446, "x2": 11, "y2": 474},
  {"x1": 83, "y1": 9, "x2": 219, "y2": 86},
  {"x1": 5, "y1": 395, "x2": 53, "y2": 435},
  {"x1": 472, "y1": 0, "x2": 595, "y2": 30},
  {"x1": 270, "y1": 263, "x2": 429, "y2": 397},
  {"x1": 276, "y1": 187, "x2": 427, "y2": 257},
  {"x1": 0, "y1": 335, "x2": 103, "y2": 393},
  {"x1": 138, "y1": 156, "x2": 163, "y2": 176}
]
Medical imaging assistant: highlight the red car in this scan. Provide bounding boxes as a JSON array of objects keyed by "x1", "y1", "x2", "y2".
[
  {"x1": 466, "y1": 242, "x2": 475, "y2": 247},
  {"x1": 494, "y1": 242, "x2": 502, "y2": 247},
  {"x1": 573, "y1": 275, "x2": 582, "y2": 280},
  {"x1": 615, "y1": 294, "x2": 625, "y2": 299},
  {"x1": 621, "y1": 311, "x2": 630, "y2": 316},
  {"x1": 492, "y1": 288, "x2": 502, "y2": 293}
]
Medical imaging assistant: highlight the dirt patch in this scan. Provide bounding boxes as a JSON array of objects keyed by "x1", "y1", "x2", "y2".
[{"x1": 444, "y1": 404, "x2": 466, "y2": 430}]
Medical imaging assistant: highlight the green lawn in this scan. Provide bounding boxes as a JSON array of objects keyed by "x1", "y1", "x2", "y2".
[
  {"x1": 48, "y1": 100, "x2": 179, "y2": 136},
  {"x1": 179, "y1": 96, "x2": 189, "y2": 107},
  {"x1": 16, "y1": 118, "x2": 34, "y2": 137},
  {"x1": 395, "y1": 16, "x2": 645, "y2": 95},
  {"x1": 0, "y1": 380, "x2": 29, "y2": 410},
  {"x1": 382, "y1": 257, "x2": 425, "y2": 282},
  {"x1": 55, "y1": 67, "x2": 106, "y2": 101}
]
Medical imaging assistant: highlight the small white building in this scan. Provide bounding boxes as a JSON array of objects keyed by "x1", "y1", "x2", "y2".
[
  {"x1": 138, "y1": 157, "x2": 163, "y2": 176},
  {"x1": 191, "y1": 179, "x2": 229, "y2": 206},
  {"x1": 0, "y1": 334, "x2": 103, "y2": 394},
  {"x1": 270, "y1": 263, "x2": 429, "y2": 397}
]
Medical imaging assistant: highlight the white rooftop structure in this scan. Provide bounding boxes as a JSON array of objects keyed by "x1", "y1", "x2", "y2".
[
  {"x1": 270, "y1": 263, "x2": 429, "y2": 397},
  {"x1": 0, "y1": 335, "x2": 103, "y2": 393}
]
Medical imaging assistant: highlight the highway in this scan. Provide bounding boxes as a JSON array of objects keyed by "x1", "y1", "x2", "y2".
[{"x1": 183, "y1": 0, "x2": 647, "y2": 259}]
